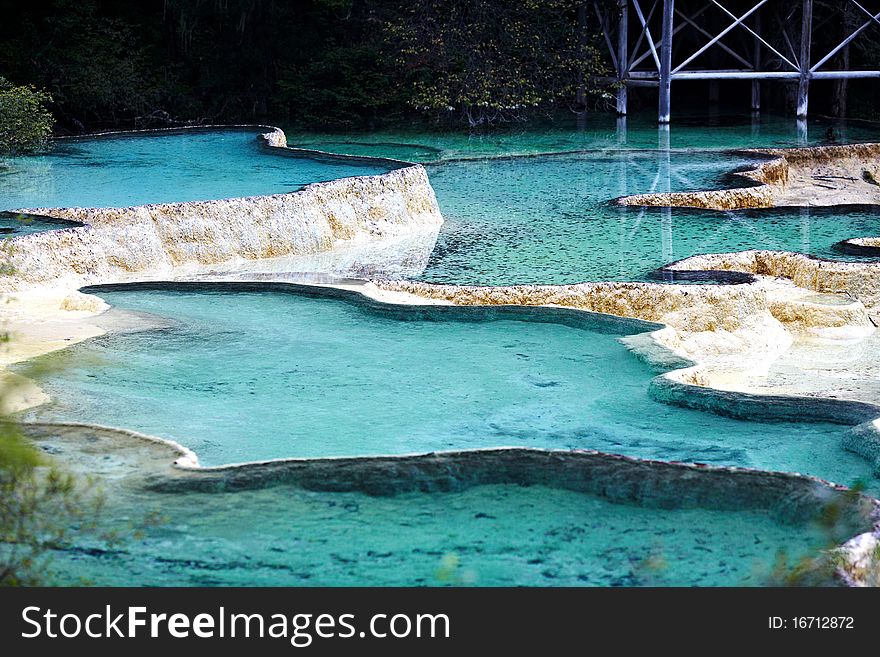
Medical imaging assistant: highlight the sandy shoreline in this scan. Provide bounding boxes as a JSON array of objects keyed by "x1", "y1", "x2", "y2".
[{"x1": 0, "y1": 289, "x2": 108, "y2": 412}]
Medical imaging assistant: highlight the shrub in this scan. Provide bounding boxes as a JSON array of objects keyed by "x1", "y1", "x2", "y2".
[{"x1": 0, "y1": 77, "x2": 54, "y2": 155}]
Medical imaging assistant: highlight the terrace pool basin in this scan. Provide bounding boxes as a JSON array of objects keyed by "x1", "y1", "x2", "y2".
[
  {"x1": 0, "y1": 129, "x2": 392, "y2": 212},
  {"x1": 24, "y1": 284, "x2": 877, "y2": 495}
]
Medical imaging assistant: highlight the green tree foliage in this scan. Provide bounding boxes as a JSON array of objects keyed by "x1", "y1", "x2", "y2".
[
  {"x1": 0, "y1": 0, "x2": 614, "y2": 131},
  {"x1": 0, "y1": 366, "x2": 110, "y2": 586},
  {"x1": 273, "y1": 0, "x2": 409, "y2": 129},
  {"x1": 0, "y1": 78, "x2": 54, "y2": 155},
  {"x1": 385, "y1": 0, "x2": 608, "y2": 126},
  {"x1": 277, "y1": 45, "x2": 408, "y2": 129},
  {"x1": 764, "y1": 481, "x2": 879, "y2": 587},
  {"x1": 38, "y1": 1, "x2": 156, "y2": 127},
  {"x1": 5, "y1": 1, "x2": 880, "y2": 130}
]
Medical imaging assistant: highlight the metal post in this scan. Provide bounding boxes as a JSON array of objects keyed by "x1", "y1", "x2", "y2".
[
  {"x1": 708, "y1": 81, "x2": 720, "y2": 104},
  {"x1": 833, "y1": 4, "x2": 854, "y2": 118},
  {"x1": 797, "y1": 118, "x2": 808, "y2": 144},
  {"x1": 599, "y1": 0, "x2": 880, "y2": 126},
  {"x1": 658, "y1": 0, "x2": 674, "y2": 123},
  {"x1": 617, "y1": 0, "x2": 629, "y2": 115},
  {"x1": 797, "y1": 0, "x2": 813, "y2": 119},
  {"x1": 617, "y1": 150, "x2": 629, "y2": 279},
  {"x1": 659, "y1": 123, "x2": 672, "y2": 278},
  {"x1": 752, "y1": 8, "x2": 761, "y2": 112}
]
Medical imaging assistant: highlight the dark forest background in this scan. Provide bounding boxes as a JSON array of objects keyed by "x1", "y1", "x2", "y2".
[
  {"x1": 0, "y1": 0, "x2": 611, "y2": 132},
  {"x1": 1, "y1": 0, "x2": 879, "y2": 135}
]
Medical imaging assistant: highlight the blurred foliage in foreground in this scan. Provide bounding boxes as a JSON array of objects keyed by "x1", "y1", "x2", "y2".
[
  {"x1": 765, "y1": 480, "x2": 879, "y2": 587},
  {"x1": 0, "y1": 344, "x2": 110, "y2": 586},
  {"x1": 0, "y1": 240, "x2": 109, "y2": 585}
]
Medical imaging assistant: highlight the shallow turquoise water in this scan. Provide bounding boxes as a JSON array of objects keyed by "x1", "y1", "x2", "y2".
[
  {"x1": 27, "y1": 286, "x2": 870, "y2": 586},
  {"x1": 291, "y1": 114, "x2": 880, "y2": 284},
  {"x1": 28, "y1": 288, "x2": 876, "y2": 493},
  {"x1": 0, "y1": 129, "x2": 390, "y2": 212},
  {"x1": 420, "y1": 156, "x2": 880, "y2": 284},
  {"x1": 45, "y1": 483, "x2": 832, "y2": 587},
  {"x1": 288, "y1": 113, "x2": 880, "y2": 160},
  {"x1": 0, "y1": 212, "x2": 79, "y2": 235},
  {"x1": 3, "y1": 117, "x2": 878, "y2": 282}
]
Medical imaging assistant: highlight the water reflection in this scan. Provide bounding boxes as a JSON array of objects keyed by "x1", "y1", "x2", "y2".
[{"x1": 419, "y1": 125, "x2": 879, "y2": 286}]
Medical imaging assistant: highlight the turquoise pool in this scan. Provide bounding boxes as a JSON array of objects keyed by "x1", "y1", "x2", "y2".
[
  {"x1": 0, "y1": 129, "x2": 391, "y2": 212},
  {"x1": 288, "y1": 112, "x2": 880, "y2": 160},
  {"x1": 44, "y1": 481, "x2": 835, "y2": 587},
  {"x1": 3, "y1": 117, "x2": 878, "y2": 283},
  {"x1": 420, "y1": 156, "x2": 880, "y2": 284},
  {"x1": 26, "y1": 286, "x2": 876, "y2": 493},
  {"x1": 290, "y1": 114, "x2": 880, "y2": 284}
]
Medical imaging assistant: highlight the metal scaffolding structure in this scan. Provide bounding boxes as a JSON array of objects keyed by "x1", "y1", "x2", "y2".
[{"x1": 594, "y1": 0, "x2": 880, "y2": 123}]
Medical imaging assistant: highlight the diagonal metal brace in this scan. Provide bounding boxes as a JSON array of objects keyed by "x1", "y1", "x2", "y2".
[{"x1": 812, "y1": 1, "x2": 880, "y2": 72}]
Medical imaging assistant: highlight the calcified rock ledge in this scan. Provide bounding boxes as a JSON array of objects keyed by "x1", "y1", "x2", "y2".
[
  {"x1": 835, "y1": 236, "x2": 880, "y2": 258},
  {"x1": 619, "y1": 144, "x2": 880, "y2": 321},
  {"x1": 615, "y1": 142, "x2": 880, "y2": 331},
  {"x1": 81, "y1": 279, "x2": 663, "y2": 332},
  {"x1": 20, "y1": 421, "x2": 880, "y2": 586},
  {"x1": 649, "y1": 373, "x2": 880, "y2": 475},
  {"x1": 1, "y1": 127, "x2": 443, "y2": 293},
  {"x1": 618, "y1": 142, "x2": 880, "y2": 210},
  {"x1": 376, "y1": 277, "x2": 874, "y2": 350},
  {"x1": 372, "y1": 277, "x2": 879, "y2": 465},
  {"x1": 664, "y1": 250, "x2": 880, "y2": 317}
]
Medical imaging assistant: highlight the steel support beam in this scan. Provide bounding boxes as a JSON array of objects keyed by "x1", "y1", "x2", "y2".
[
  {"x1": 605, "y1": 1, "x2": 880, "y2": 125},
  {"x1": 674, "y1": 7, "x2": 751, "y2": 69},
  {"x1": 658, "y1": 0, "x2": 675, "y2": 123},
  {"x1": 811, "y1": 70, "x2": 880, "y2": 79},
  {"x1": 798, "y1": 0, "x2": 813, "y2": 119},
  {"x1": 630, "y1": 4, "x2": 710, "y2": 70},
  {"x1": 617, "y1": 70, "x2": 880, "y2": 81},
  {"x1": 811, "y1": 6, "x2": 880, "y2": 72},
  {"x1": 595, "y1": 2, "x2": 619, "y2": 71},
  {"x1": 617, "y1": 0, "x2": 629, "y2": 114},
  {"x1": 708, "y1": 0, "x2": 797, "y2": 71},
  {"x1": 668, "y1": 70, "x2": 880, "y2": 80},
  {"x1": 752, "y1": 8, "x2": 761, "y2": 111},
  {"x1": 672, "y1": 70, "x2": 796, "y2": 79},
  {"x1": 632, "y1": 0, "x2": 662, "y2": 71},
  {"x1": 673, "y1": 0, "x2": 768, "y2": 73},
  {"x1": 776, "y1": 10, "x2": 800, "y2": 68}
]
